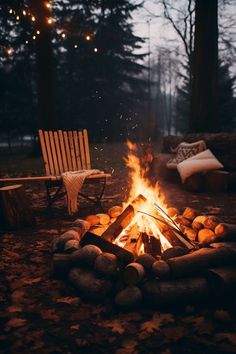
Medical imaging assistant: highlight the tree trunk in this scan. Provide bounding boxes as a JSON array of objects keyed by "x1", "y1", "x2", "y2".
[
  {"x1": 30, "y1": 0, "x2": 56, "y2": 130},
  {"x1": 190, "y1": 0, "x2": 218, "y2": 132}
]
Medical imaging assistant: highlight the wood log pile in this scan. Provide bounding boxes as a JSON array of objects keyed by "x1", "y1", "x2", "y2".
[{"x1": 51, "y1": 202, "x2": 236, "y2": 309}]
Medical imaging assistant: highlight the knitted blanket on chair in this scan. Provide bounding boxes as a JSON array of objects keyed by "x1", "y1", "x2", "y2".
[{"x1": 61, "y1": 170, "x2": 101, "y2": 215}]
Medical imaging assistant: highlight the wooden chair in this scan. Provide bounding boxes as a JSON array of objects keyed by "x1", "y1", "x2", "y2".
[{"x1": 0, "y1": 129, "x2": 111, "y2": 209}]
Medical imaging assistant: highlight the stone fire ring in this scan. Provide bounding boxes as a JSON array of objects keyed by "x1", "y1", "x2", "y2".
[{"x1": 51, "y1": 212, "x2": 236, "y2": 310}]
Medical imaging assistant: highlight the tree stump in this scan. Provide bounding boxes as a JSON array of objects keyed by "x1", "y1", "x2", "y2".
[{"x1": 0, "y1": 184, "x2": 35, "y2": 230}]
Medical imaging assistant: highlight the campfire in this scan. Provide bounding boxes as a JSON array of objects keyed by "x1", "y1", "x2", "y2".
[{"x1": 52, "y1": 142, "x2": 236, "y2": 309}]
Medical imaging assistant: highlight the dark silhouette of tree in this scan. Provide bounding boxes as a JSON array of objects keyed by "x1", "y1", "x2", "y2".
[{"x1": 190, "y1": 0, "x2": 218, "y2": 132}]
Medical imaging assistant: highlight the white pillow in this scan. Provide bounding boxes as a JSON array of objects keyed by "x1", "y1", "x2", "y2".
[
  {"x1": 177, "y1": 149, "x2": 224, "y2": 183},
  {"x1": 166, "y1": 140, "x2": 206, "y2": 169}
]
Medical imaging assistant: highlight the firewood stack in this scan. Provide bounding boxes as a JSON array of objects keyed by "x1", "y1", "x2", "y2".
[{"x1": 51, "y1": 202, "x2": 236, "y2": 309}]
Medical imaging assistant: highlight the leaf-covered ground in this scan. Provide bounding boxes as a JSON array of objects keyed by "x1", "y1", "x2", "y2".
[{"x1": 1, "y1": 145, "x2": 236, "y2": 353}]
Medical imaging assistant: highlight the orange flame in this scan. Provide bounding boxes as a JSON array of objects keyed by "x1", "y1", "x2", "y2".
[{"x1": 118, "y1": 141, "x2": 172, "y2": 252}]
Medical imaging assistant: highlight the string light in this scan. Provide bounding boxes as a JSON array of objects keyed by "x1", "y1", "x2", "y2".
[
  {"x1": 36, "y1": 30, "x2": 40, "y2": 35},
  {"x1": 9, "y1": 9, "x2": 13, "y2": 14},
  {"x1": 32, "y1": 35, "x2": 36, "y2": 40},
  {"x1": 61, "y1": 33, "x2": 66, "y2": 38},
  {"x1": 25, "y1": 40, "x2": 29, "y2": 44},
  {"x1": 16, "y1": 15, "x2": 20, "y2": 21},
  {"x1": 7, "y1": 48, "x2": 13, "y2": 55},
  {"x1": 45, "y1": 3, "x2": 51, "y2": 9},
  {"x1": 74, "y1": 44, "x2": 78, "y2": 48},
  {"x1": 47, "y1": 18, "x2": 53, "y2": 24},
  {"x1": 94, "y1": 47, "x2": 98, "y2": 53},
  {"x1": 31, "y1": 16, "x2": 36, "y2": 22},
  {"x1": 22, "y1": 10, "x2": 26, "y2": 16},
  {"x1": 86, "y1": 35, "x2": 91, "y2": 41}
]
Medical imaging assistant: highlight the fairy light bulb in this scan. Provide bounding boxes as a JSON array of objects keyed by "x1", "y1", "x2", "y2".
[
  {"x1": 36, "y1": 30, "x2": 40, "y2": 35},
  {"x1": 74, "y1": 44, "x2": 78, "y2": 48},
  {"x1": 33, "y1": 35, "x2": 36, "y2": 40},
  {"x1": 23, "y1": 10, "x2": 26, "y2": 15},
  {"x1": 94, "y1": 47, "x2": 98, "y2": 53},
  {"x1": 46, "y1": 2, "x2": 51, "y2": 9},
  {"x1": 9, "y1": 9, "x2": 13, "y2": 14},
  {"x1": 7, "y1": 48, "x2": 13, "y2": 55},
  {"x1": 86, "y1": 35, "x2": 91, "y2": 41},
  {"x1": 47, "y1": 18, "x2": 52, "y2": 24},
  {"x1": 16, "y1": 15, "x2": 20, "y2": 20},
  {"x1": 32, "y1": 16, "x2": 36, "y2": 22},
  {"x1": 61, "y1": 33, "x2": 66, "y2": 38},
  {"x1": 25, "y1": 40, "x2": 29, "y2": 44}
]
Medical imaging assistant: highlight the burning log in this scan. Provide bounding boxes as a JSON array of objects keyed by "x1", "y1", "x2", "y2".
[
  {"x1": 101, "y1": 194, "x2": 146, "y2": 242},
  {"x1": 167, "y1": 247, "x2": 236, "y2": 278},
  {"x1": 191, "y1": 221, "x2": 204, "y2": 232},
  {"x1": 175, "y1": 216, "x2": 192, "y2": 227},
  {"x1": 115, "y1": 286, "x2": 143, "y2": 309},
  {"x1": 141, "y1": 233, "x2": 162, "y2": 257},
  {"x1": 94, "y1": 253, "x2": 119, "y2": 278},
  {"x1": 163, "y1": 229, "x2": 194, "y2": 250},
  {"x1": 123, "y1": 262, "x2": 145, "y2": 285},
  {"x1": 69, "y1": 267, "x2": 112, "y2": 301},
  {"x1": 80, "y1": 232, "x2": 134, "y2": 266},
  {"x1": 182, "y1": 226, "x2": 197, "y2": 241},
  {"x1": 123, "y1": 231, "x2": 143, "y2": 257},
  {"x1": 142, "y1": 277, "x2": 209, "y2": 307}
]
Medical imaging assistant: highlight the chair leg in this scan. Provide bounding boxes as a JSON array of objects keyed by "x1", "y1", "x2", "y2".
[
  {"x1": 78, "y1": 177, "x2": 107, "y2": 207},
  {"x1": 45, "y1": 182, "x2": 65, "y2": 208}
]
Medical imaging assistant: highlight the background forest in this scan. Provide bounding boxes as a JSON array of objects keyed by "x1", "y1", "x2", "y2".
[{"x1": 0, "y1": 0, "x2": 236, "y2": 150}]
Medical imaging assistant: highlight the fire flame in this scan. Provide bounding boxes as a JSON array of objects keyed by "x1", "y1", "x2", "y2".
[{"x1": 117, "y1": 141, "x2": 172, "y2": 252}]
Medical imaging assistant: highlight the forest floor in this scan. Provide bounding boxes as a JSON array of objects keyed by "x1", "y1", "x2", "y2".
[{"x1": 1, "y1": 143, "x2": 236, "y2": 354}]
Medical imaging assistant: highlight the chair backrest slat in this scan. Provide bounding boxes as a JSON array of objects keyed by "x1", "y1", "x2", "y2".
[
  {"x1": 68, "y1": 131, "x2": 77, "y2": 171},
  {"x1": 39, "y1": 129, "x2": 92, "y2": 175},
  {"x1": 63, "y1": 131, "x2": 73, "y2": 171},
  {"x1": 38, "y1": 129, "x2": 51, "y2": 176},
  {"x1": 83, "y1": 129, "x2": 91, "y2": 169},
  {"x1": 58, "y1": 130, "x2": 68, "y2": 172},
  {"x1": 54, "y1": 131, "x2": 64, "y2": 174},
  {"x1": 73, "y1": 130, "x2": 82, "y2": 170},
  {"x1": 78, "y1": 131, "x2": 87, "y2": 169},
  {"x1": 49, "y1": 131, "x2": 60, "y2": 175},
  {"x1": 44, "y1": 131, "x2": 55, "y2": 175}
]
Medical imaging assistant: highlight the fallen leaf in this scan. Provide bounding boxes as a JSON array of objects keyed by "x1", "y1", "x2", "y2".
[
  {"x1": 40, "y1": 309, "x2": 60, "y2": 322},
  {"x1": 214, "y1": 310, "x2": 231, "y2": 322},
  {"x1": 70, "y1": 324, "x2": 80, "y2": 331},
  {"x1": 56, "y1": 296, "x2": 80, "y2": 305},
  {"x1": 101, "y1": 319, "x2": 125, "y2": 335},
  {"x1": 162, "y1": 326, "x2": 188, "y2": 342},
  {"x1": 215, "y1": 332, "x2": 236, "y2": 345},
  {"x1": 5, "y1": 318, "x2": 27, "y2": 331},
  {"x1": 7, "y1": 305, "x2": 23, "y2": 313}
]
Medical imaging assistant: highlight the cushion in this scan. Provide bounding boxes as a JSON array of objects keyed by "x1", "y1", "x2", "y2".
[
  {"x1": 177, "y1": 149, "x2": 224, "y2": 183},
  {"x1": 166, "y1": 140, "x2": 206, "y2": 169}
]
